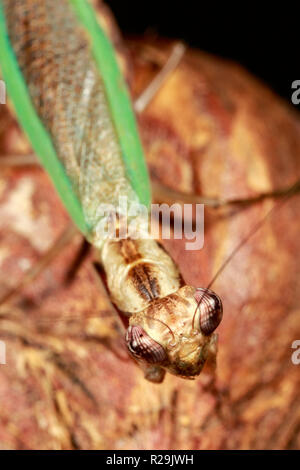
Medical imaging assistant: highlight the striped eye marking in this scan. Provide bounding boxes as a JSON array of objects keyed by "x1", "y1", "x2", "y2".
[
  {"x1": 125, "y1": 325, "x2": 167, "y2": 364},
  {"x1": 194, "y1": 288, "x2": 223, "y2": 336}
]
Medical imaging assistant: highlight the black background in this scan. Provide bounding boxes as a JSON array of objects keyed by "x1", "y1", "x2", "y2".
[{"x1": 106, "y1": 1, "x2": 298, "y2": 104}]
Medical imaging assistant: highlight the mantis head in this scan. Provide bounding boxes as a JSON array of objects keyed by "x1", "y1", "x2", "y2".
[{"x1": 125, "y1": 286, "x2": 223, "y2": 382}]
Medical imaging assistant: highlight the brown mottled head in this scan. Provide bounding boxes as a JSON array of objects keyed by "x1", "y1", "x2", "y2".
[{"x1": 125, "y1": 285, "x2": 223, "y2": 380}]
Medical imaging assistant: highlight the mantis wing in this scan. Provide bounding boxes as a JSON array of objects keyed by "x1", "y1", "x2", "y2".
[{"x1": 0, "y1": 0, "x2": 151, "y2": 245}]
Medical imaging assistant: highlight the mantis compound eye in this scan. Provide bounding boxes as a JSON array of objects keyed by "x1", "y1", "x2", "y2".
[
  {"x1": 194, "y1": 288, "x2": 223, "y2": 336},
  {"x1": 125, "y1": 325, "x2": 167, "y2": 364}
]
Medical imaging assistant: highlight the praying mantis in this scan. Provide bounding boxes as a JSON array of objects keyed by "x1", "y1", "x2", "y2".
[
  {"x1": 0, "y1": 0, "x2": 224, "y2": 384},
  {"x1": 0, "y1": 0, "x2": 299, "y2": 393}
]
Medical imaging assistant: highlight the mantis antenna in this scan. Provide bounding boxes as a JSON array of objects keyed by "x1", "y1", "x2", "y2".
[{"x1": 193, "y1": 178, "x2": 300, "y2": 325}]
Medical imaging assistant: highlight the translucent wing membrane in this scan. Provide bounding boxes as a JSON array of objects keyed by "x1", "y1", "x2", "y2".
[{"x1": 0, "y1": 0, "x2": 150, "y2": 246}]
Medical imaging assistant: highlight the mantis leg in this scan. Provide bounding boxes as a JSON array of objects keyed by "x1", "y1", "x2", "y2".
[
  {"x1": 133, "y1": 42, "x2": 186, "y2": 114},
  {"x1": 139, "y1": 362, "x2": 166, "y2": 384},
  {"x1": 0, "y1": 223, "x2": 78, "y2": 306},
  {"x1": 0, "y1": 153, "x2": 37, "y2": 166},
  {"x1": 198, "y1": 334, "x2": 218, "y2": 392},
  {"x1": 152, "y1": 178, "x2": 300, "y2": 209},
  {"x1": 204, "y1": 334, "x2": 218, "y2": 376},
  {"x1": 2, "y1": 154, "x2": 299, "y2": 210},
  {"x1": 130, "y1": 43, "x2": 300, "y2": 210}
]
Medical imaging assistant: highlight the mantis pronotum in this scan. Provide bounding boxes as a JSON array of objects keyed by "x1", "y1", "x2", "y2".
[{"x1": 0, "y1": 0, "x2": 298, "y2": 388}]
